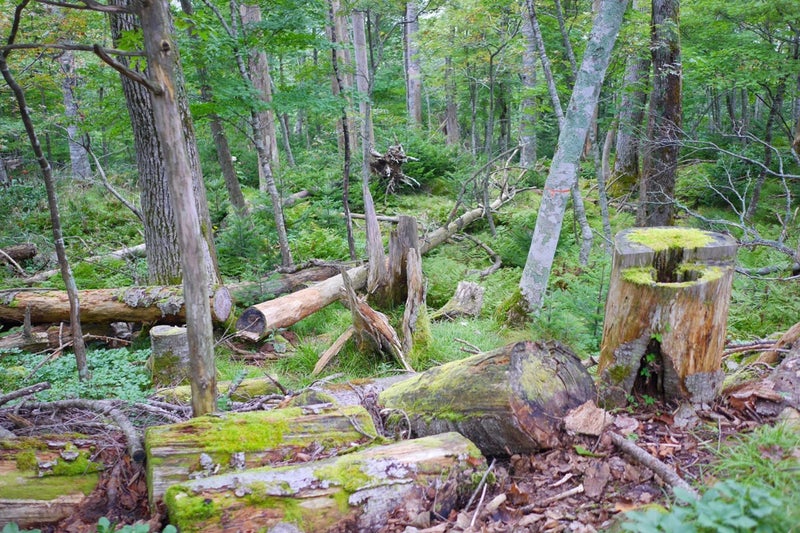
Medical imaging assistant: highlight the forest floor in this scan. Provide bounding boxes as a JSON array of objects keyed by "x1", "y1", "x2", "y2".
[{"x1": 4, "y1": 359, "x2": 790, "y2": 533}]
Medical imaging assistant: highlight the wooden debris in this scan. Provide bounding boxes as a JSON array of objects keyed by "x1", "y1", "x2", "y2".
[
  {"x1": 148, "y1": 325, "x2": 190, "y2": 387},
  {"x1": 401, "y1": 248, "x2": 427, "y2": 354},
  {"x1": 0, "y1": 243, "x2": 37, "y2": 263},
  {"x1": 164, "y1": 432, "x2": 484, "y2": 533},
  {"x1": 369, "y1": 144, "x2": 419, "y2": 194},
  {"x1": 312, "y1": 325, "x2": 355, "y2": 376},
  {"x1": 430, "y1": 280, "x2": 485, "y2": 321},
  {"x1": 379, "y1": 340, "x2": 596, "y2": 456},
  {"x1": 757, "y1": 320, "x2": 800, "y2": 364},
  {"x1": 609, "y1": 432, "x2": 698, "y2": 498}
]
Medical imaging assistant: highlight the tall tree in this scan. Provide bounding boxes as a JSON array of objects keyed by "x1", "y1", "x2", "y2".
[
  {"x1": 58, "y1": 50, "x2": 92, "y2": 180},
  {"x1": 637, "y1": 0, "x2": 681, "y2": 227},
  {"x1": 404, "y1": 1, "x2": 423, "y2": 126},
  {"x1": 519, "y1": 8, "x2": 537, "y2": 167},
  {"x1": 520, "y1": 0, "x2": 630, "y2": 313}
]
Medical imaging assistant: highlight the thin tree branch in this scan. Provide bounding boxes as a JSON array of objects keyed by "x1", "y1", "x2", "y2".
[
  {"x1": 36, "y1": 0, "x2": 131, "y2": 13},
  {"x1": 1, "y1": 42, "x2": 142, "y2": 56},
  {"x1": 93, "y1": 44, "x2": 163, "y2": 95}
]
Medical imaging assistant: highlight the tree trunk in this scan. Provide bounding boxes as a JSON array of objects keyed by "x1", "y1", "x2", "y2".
[
  {"x1": 745, "y1": 79, "x2": 785, "y2": 220},
  {"x1": 637, "y1": 0, "x2": 681, "y2": 227},
  {"x1": 553, "y1": 0, "x2": 578, "y2": 85},
  {"x1": 444, "y1": 55, "x2": 460, "y2": 146},
  {"x1": 429, "y1": 281, "x2": 485, "y2": 321},
  {"x1": 163, "y1": 432, "x2": 484, "y2": 533},
  {"x1": 519, "y1": 15, "x2": 538, "y2": 169},
  {"x1": 386, "y1": 215, "x2": 419, "y2": 305},
  {"x1": 1, "y1": 40, "x2": 89, "y2": 381},
  {"x1": 0, "y1": 286, "x2": 232, "y2": 326},
  {"x1": 138, "y1": 0, "x2": 216, "y2": 416},
  {"x1": 146, "y1": 405, "x2": 378, "y2": 504},
  {"x1": 328, "y1": 0, "x2": 356, "y2": 152},
  {"x1": 404, "y1": 1, "x2": 423, "y2": 126},
  {"x1": 597, "y1": 228, "x2": 737, "y2": 406},
  {"x1": 379, "y1": 340, "x2": 596, "y2": 455},
  {"x1": 520, "y1": 0, "x2": 629, "y2": 313},
  {"x1": 58, "y1": 49, "x2": 92, "y2": 181}
]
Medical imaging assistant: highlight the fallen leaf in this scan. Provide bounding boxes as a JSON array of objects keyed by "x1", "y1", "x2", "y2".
[
  {"x1": 564, "y1": 400, "x2": 614, "y2": 436},
  {"x1": 583, "y1": 462, "x2": 611, "y2": 499}
]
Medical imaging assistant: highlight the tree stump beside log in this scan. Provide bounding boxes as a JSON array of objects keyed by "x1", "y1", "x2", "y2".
[
  {"x1": 379, "y1": 340, "x2": 596, "y2": 455},
  {"x1": 430, "y1": 281, "x2": 485, "y2": 321},
  {"x1": 149, "y1": 325, "x2": 191, "y2": 387},
  {"x1": 598, "y1": 227, "x2": 737, "y2": 406}
]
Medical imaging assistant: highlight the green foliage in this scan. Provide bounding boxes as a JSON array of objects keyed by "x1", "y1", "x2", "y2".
[
  {"x1": 422, "y1": 254, "x2": 468, "y2": 309},
  {"x1": 397, "y1": 131, "x2": 465, "y2": 191},
  {"x1": 215, "y1": 212, "x2": 276, "y2": 278},
  {"x1": 0, "y1": 347, "x2": 153, "y2": 402}
]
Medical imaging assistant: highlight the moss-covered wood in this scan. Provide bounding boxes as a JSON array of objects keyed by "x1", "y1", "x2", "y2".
[
  {"x1": 154, "y1": 377, "x2": 285, "y2": 403},
  {"x1": 145, "y1": 405, "x2": 378, "y2": 505},
  {"x1": 598, "y1": 227, "x2": 737, "y2": 406},
  {"x1": 0, "y1": 435, "x2": 102, "y2": 529},
  {"x1": 149, "y1": 325, "x2": 190, "y2": 387},
  {"x1": 164, "y1": 432, "x2": 484, "y2": 533},
  {"x1": 379, "y1": 340, "x2": 596, "y2": 456}
]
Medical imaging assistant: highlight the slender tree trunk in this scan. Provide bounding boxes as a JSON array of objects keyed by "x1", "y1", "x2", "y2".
[
  {"x1": 404, "y1": 1, "x2": 423, "y2": 126},
  {"x1": 138, "y1": 0, "x2": 216, "y2": 416},
  {"x1": 745, "y1": 80, "x2": 785, "y2": 220},
  {"x1": 278, "y1": 113, "x2": 295, "y2": 167},
  {"x1": 58, "y1": 50, "x2": 92, "y2": 180},
  {"x1": 444, "y1": 55, "x2": 460, "y2": 146},
  {"x1": 0, "y1": 12, "x2": 88, "y2": 380},
  {"x1": 0, "y1": 158, "x2": 8, "y2": 187},
  {"x1": 553, "y1": 0, "x2": 578, "y2": 86},
  {"x1": 328, "y1": 0, "x2": 356, "y2": 152},
  {"x1": 519, "y1": 14, "x2": 538, "y2": 168},
  {"x1": 520, "y1": 0, "x2": 630, "y2": 313},
  {"x1": 612, "y1": 49, "x2": 649, "y2": 194},
  {"x1": 637, "y1": 0, "x2": 681, "y2": 227}
]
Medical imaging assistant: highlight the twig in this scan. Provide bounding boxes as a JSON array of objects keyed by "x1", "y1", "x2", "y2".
[
  {"x1": 610, "y1": 432, "x2": 698, "y2": 498},
  {"x1": 470, "y1": 482, "x2": 489, "y2": 528},
  {"x1": 461, "y1": 234, "x2": 502, "y2": 278},
  {"x1": 519, "y1": 484, "x2": 585, "y2": 512},
  {"x1": 0, "y1": 248, "x2": 26, "y2": 276},
  {"x1": 465, "y1": 458, "x2": 496, "y2": 511},
  {"x1": 0, "y1": 382, "x2": 50, "y2": 407},
  {"x1": 454, "y1": 337, "x2": 481, "y2": 354}
]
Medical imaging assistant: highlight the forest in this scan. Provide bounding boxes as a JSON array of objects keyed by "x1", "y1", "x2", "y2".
[{"x1": 0, "y1": 0, "x2": 799, "y2": 531}]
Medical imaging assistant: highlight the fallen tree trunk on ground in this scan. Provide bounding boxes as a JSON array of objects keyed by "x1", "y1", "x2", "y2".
[
  {"x1": 22, "y1": 244, "x2": 146, "y2": 284},
  {"x1": 379, "y1": 340, "x2": 596, "y2": 456},
  {"x1": 0, "y1": 285, "x2": 233, "y2": 327},
  {"x1": 236, "y1": 193, "x2": 514, "y2": 340},
  {"x1": 164, "y1": 432, "x2": 484, "y2": 533},
  {"x1": 0, "y1": 323, "x2": 131, "y2": 352},
  {"x1": 1, "y1": 243, "x2": 37, "y2": 263},
  {"x1": 146, "y1": 405, "x2": 378, "y2": 504}
]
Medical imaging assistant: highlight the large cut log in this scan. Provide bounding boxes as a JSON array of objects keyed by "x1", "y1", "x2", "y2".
[
  {"x1": 379, "y1": 340, "x2": 596, "y2": 456},
  {"x1": 236, "y1": 192, "x2": 514, "y2": 340},
  {"x1": 597, "y1": 228, "x2": 737, "y2": 406},
  {"x1": 0, "y1": 285, "x2": 232, "y2": 326},
  {"x1": 145, "y1": 405, "x2": 378, "y2": 505},
  {"x1": 164, "y1": 432, "x2": 484, "y2": 533},
  {"x1": 0, "y1": 434, "x2": 103, "y2": 529}
]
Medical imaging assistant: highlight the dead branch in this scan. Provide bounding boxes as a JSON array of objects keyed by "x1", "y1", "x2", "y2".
[
  {"x1": 460, "y1": 234, "x2": 502, "y2": 278},
  {"x1": 0, "y1": 382, "x2": 51, "y2": 407},
  {"x1": 313, "y1": 326, "x2": 355, "y2": 376},
  {"x1": 758, "y1": 321, "x2": 800, "y2": 364},
  {"x1": 609, "y1": 432, "x2": 698, "y2": 498}
]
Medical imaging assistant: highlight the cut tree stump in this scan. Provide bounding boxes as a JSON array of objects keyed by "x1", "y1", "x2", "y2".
[
  {"x1": 430, "y1": 280, "x2": 485, "y2": 321},
  {"x1": 0, "y1": 434, "x2": 103, "y2": 529},
  {"x1": 379, "y1": 340, "x2": 596, "y2": 456},
  {"x1": 0, "y1": 285, "x2": 233, "y2": 327},
  {"x1": 149, "y1": 325, "x2": 190, "y2": 387},
  {"x1": 597, "y1": 227, "x2": 737, "y2": 406},
  {"x1": 145, "y1": 405, "x2": 378, "y2": 505},
  {"x1": 164, "y1": 432, "x2": 484, "y2": 533}
]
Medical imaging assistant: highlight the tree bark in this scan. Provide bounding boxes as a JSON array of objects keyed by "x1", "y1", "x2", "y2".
[
  {"x1": 404, "y1": 1, "x2": 423, "y2": 126},
  {"x1": 379, "y1": 340, "x2": 596, "y2": 455},
  {"x1": 430, "y1": 281, "x2": 485, "y2": 321},
  {"x1": 637, "y1": 0, "x2": 681, "y2": 227},
  {"x1": 146, "y1": 405, "x2": 378, "y2": 504},
  {"x1": 519, "y1": 15, "x2": 538, "y2": 168},
  {"x1": 58, "y1": 49, "x2": 92, "y2": 180},
  {"x1": 138, "y1": 0, "x2": 216, "y2": 416},
  {"x1": 163, "y1": 432, "x2": 484, "y2": 533},
  {"x1": 597, "y1": 228, "x2": 737, "y2": 406},
  {"x1": 611, "y1": 46, "x2": 649, "y2": 194},
  {"x1": 520, "y1": 0, "x2": 630, "y2": 313},
  {"x1": 444, "y1": 55, "x2": 460, "y2": 146}
]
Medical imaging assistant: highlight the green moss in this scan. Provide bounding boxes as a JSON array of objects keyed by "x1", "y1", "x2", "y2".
[
  {"x1": 316, "y1": 457, "x2": 372, "y2": 493},
  {"x1": 50, "y1": 453, "x2": 104, "y2": 476},
  {"x1": 627, "y1": 227, "x2": 713, "y2": 251},
  {"x1": 607, "y1": 364, "x2": 633, "y2": 384},
  {"x1": 0, "y1": 471, "x2": 99, "y2": 500},
  {"x1": 621, "y1": 267, "x2": 657, "y2": 285},
  {"x1": 165, "y1": 487, "x2": 221, "y2": 530},
  {"x1": 15, "y1": 450, "x2": 38, "y2": 471}
]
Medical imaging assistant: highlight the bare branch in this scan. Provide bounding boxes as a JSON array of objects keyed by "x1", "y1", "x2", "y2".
[
  {"x1": 93, "y1": 44, "x2": 163, "y2": 95},
  {"x1": 1, "y1": 42, "x2": 142, "y2": 56},
  {"x1": 35, "y1": 0, "x2": 131, "y2": 13}
]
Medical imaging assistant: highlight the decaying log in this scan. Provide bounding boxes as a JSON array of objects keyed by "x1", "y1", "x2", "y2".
[
  {"x1": 758, "y1": 321, "x2": 800, "y2": 364},
  {"x1": 0, "y1": 285, "x2": 232, "y2": 327},
  {"x1": 0, "y1": 243, "x2": 37, "y2": 263},
  {"x1": 0, "y1": 323, "x2": 132, "y2": 353},
  {"x1": 385, "y1": 215, "x2": 420, "y2": 306},
  {"x1": 164, "y1": 432, "x2": 484, "y2": 533},
  {"x1": 401, "y1": 248, "x2": 427, "y2": 354},
  {"x1": 312, "y1": 325, "x2": 355, "y2": 376},
  {"x1": 598, "y1": 228, "x2": 737, "y2": 406},
  {"x1": 430, "y1": 281, "x2": 485, "y2": 321},
  {"x1": 342, "y1": 269, "x2": 413, "y2": 372},
  {"x1": 23, "y1": 243, "x2": 146, "y2": 284},
  {"x1": 236, "y1": 191, "x2": 515, "y2": 341},
  {"x1": 379, "y1": 340, "x2": 596, "y2": 456},
  {"x1": 146, "y1": 405, "x2": 378, "y2": 504},
  {"x1": 369, "y1": 144, "x2": 419, "y2": 194},
  {"x1": 154, "y1": 376, "x2": 285, "y2": 404},
  {"x1": 149, "y1": 325, "x2": 190, "y2": 387},
  {"x1": 228, "y1": 264, "x2": 340, "y2": 304},
  {"x1": 0, "y1": 435, "x2": 103, "y2": 529}
]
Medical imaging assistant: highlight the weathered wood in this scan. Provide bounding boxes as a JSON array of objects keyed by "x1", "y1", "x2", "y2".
[
  {"x1": 312, "y1": 325, "x2": 355, "y2": 376},
  {"x1": 155, "y1": 376, "x2": 285, "y2": 403},
  {"x1": 430, "y1": 281, "x2": 485, "y2": 321},
  {"x1": 758, "y1": 321, "x2": 800, "y2": 364},
  {"x1": 0, "y1": 435, "x2": 103, "y2": 529},
  {"x1": 0, "y1": 285, "x2": 232, "y2": 326},
  {"x1": 146, "y1": 405, "x2": 378, "y2": 505},
  {"x1": 379, "y1": 340, "x2": 596, "y2": 456},
  {"x1": 401, "y1": 248, "x2": 427, "y2": 354},
  {"x1": 164, "y1": 432, "x2": 484, "y2": 533},
  {"x1": 598, "y1": 228, "x2": 737, "y2": 406},
  {"x1": 0, "y1": 323, "x2": 132, "y2": 352},
  {"x1": 236, "y1": 193, "x2": 513, "y2": 341},
  {"x1": 149, "y1": 325, "x2": 190, "y2": 387},
  {"x1": 383, "y1": 215, "x2": 420, "y2": 307},
  {"x1": 0, "y1": 243, "x2": 36, "y2": 263}
]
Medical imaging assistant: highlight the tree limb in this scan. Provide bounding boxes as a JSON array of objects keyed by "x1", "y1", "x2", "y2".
[
  {"x1": 610, "y1": 432, "x2": 698, "y2": 498},
  {"x1": 93, "y1": 44, "x2": 163, "y2": 95}
]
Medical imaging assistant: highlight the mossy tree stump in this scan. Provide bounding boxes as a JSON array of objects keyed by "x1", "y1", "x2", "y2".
[
  {"x1": 379, "y1": 340, "x2": 596, "y2": 455},
  {"x1": 598, "y1": 227, "x2": 737, "y2": 406},
  {"x1": 149, "y1": 325, "x2": 191, "y2": 387}
]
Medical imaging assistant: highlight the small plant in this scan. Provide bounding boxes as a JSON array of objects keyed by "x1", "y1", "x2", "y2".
[{"x1": 95, "y1": 516, "x2": 177, "y2": 533}]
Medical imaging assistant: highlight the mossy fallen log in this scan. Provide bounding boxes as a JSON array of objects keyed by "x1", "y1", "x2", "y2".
[
  {"x1": 153, "y1": 376, "x2": 285, "y2": 403},
  {"x1": 379, "y1": 340, "x2": 596, "y2": 456},
  {"x1": 0, "y1": 435, "x2": 103, "y2": 529},
  {"x1": 145, "y1": 405, "x2": 378, "y2": 505},
  {"x1": 164, "y1": 432, "x2": 484, "y2": 533}
]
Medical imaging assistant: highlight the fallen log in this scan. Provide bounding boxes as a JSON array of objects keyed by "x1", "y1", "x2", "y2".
[
  {"x1": 164, "y1": 432, "x2": 484, "y2": 533},
  {"x1": 379, "y1": 340, "x2": 596, "y2": 456},
  {"x1": 757, "y1": 321, "x2": 800, "y2": 365},
  {"x1": 146, "y1": 405, "x2": 378, "y2": 505},
  {"x1": 0, "y1": 285, "x2": 233, "y2": 327},
  {"x1": 22, "y1": 243, "x2": 146, "y2": 284},
  {"x1": 236, "y1": 192, "x2": 515, "y2": 340},
  {"x1": 0, "y1": 243, "x2": 37, "y2": 263},
  {"x1": 0, "y1": 323, "x2": 132, "y2": 352}
]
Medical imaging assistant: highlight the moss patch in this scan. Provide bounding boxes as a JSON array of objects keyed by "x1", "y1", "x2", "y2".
[
  {"x1": 0, "y1": 471, "x2": 100, "y2": 500},
  {"x1": 627, "y1": 227, "x2": 713, "y2": 251}
]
